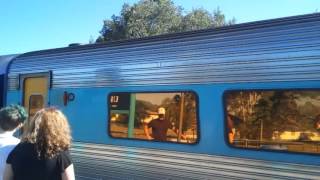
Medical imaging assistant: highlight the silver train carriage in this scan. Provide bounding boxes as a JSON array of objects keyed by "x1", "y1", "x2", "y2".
[{"x1": 4, "y1": 13, "x2": 320, "y2": 179}]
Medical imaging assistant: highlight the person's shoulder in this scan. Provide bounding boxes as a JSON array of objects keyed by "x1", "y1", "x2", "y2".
[
  {"x1": 6, "y1": 142, "x2": 30, "y2": 163},
  {"x1": 57, "y1": 149, "x2": 72, "y2": 160},
  {"x1": 12, "y1": 141, "x2": 34, "y2": 152},
  {"x1": 148, "y1": 118, "x2": 157, "y2": 125},
  {"x1": 60, "y1": 149, "x2": 70, "y2": 155},
  {"x1": 15, "y1": 141, "x2": 31, "y2": 146},
  {"x1": 57, "y1": 149, "x2": 72, "y2": 170}
]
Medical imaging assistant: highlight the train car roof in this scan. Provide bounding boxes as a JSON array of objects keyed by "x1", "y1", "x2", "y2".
[
  {"x1": 0, "y1": 55, "x2": 18, "y2": 74},
  {"x1": 18, "y1": 12, "x2": 320, "y2": 58},
  {"x1": 7, "y1": 12, "x2": 320, "y2": 89}
]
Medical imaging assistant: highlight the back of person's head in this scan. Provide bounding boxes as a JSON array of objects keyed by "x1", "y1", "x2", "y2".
[
  {"x1": 22, "y1": 107, "x2": 72, "y2": 158},
  {"x1": 158, "y1": 107, "x2": 166, "y2": 115},
  {"x1": 0, "y1": 104, "x2": 28, "y2": 131},
  {"x1": 158, "y1": 107, "x2": 166, "y2": 119}
]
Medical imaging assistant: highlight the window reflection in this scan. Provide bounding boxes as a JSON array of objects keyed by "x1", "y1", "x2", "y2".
[
  {"x1": 225, "y1": 90, "x2": 320, "y2": 154},
  {"x1": 29, "y1": 95, "x2": 44, "y2": 118},
  {"x1": 109, "y1": 92, "x2": 198, "y2": 144}
]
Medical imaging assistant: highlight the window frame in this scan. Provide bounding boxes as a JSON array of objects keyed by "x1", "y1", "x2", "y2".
[
  {"x1": 223, "y1": 88, "x2": 320, "y2": 155},
  {"x1": 18, "y1": 71, "x2": 52, "y2": 90},
  {"x1": 19, "y1": 72, "x2": 51, "y2": 108},
  {"x1": 107, "y1": 90, "x2": 201, "y2": 145}
]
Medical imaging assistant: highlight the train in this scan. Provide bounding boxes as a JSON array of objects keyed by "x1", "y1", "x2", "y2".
[{"x1": 1, "y1": 13, "x2": 320, "y2": 179}]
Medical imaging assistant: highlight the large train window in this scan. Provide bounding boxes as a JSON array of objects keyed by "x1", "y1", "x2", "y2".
[
  {"x1": 108, "y1": 92, "x2": 198, "y2": 144},
  {"x1": 225, "y1": 90, "x2": 320, "y2": 154}
]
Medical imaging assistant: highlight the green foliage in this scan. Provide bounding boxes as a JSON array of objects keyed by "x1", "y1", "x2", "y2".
[
  {"x1": 181, "y1": 8, "x2": 213, "y2": 31},
  {"x1": 212, "y1": 7, "x2": 236, "y2": 26},
  {"x1": 97, "y1": 0, "x2": 235, "y2": 42},
  {"x1": 125, "y1": 0, "x2": 182, "y2": 39}
]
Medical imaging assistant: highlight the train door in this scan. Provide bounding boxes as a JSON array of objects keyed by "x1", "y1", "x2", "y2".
[{"x1": 22, "y1": 76, "x2": 49, "y2": 117}]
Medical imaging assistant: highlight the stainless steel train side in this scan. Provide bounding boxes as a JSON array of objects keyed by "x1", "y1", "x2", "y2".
[{"x1": 5, "y1": 13, "x2": 320, "y2": 179}]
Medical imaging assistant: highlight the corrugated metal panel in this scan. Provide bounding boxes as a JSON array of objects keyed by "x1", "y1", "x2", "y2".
[
  {"x1": 0, "y1": 55, "x2": 17, "y2": 74},
  {"x1": 71, "y1": 142, "x2": 320, "y2": 180},
  {"x1": 0, "y1": 55, "x2": 18, "y2": 107},
  {"x1": 7, "y1": 13, "x2": 320, "y2": 90}
]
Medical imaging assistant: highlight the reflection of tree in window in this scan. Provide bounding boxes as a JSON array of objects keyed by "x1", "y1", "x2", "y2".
[
  {"x1": 226, "y1": 90, "x2": 320, "y2": 154},
  {"x1": 162, "y1": 93, "x2": 197, "y2": 141}
]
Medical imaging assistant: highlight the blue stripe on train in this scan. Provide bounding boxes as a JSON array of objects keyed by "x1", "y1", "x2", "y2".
[{"x1": 6, "y1": 80, "x2": 320, "y2": 166}]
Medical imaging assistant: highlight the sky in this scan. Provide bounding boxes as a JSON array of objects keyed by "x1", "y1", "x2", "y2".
[{"x1": 1, "y1": 0, "x2": 319, "y2": 55}]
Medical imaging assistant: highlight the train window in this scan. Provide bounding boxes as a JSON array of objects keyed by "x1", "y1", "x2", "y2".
[
  {"x1": 225, "y1": 90, "x2": 320, "y2": 154},
  {"x1": 108, "y1": 92, "x2": 198, "y2": 144},
  {"x1": 29, "y1": 95, "x2": 44, "y2": 118}
]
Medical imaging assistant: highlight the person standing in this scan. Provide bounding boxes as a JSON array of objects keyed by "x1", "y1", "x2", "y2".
[
  {"x1": 144, "y1": 107, "x2": 186, "y2": 142},
  {"x1": 3, "y1": 108, "x2": 75, "y2": 180},
  {"x1": 0, "y1": 105, "x2": 27, "y2": 180},
  {"x1": 144, "y1": 107, "x2": 172, "y2": 141}
]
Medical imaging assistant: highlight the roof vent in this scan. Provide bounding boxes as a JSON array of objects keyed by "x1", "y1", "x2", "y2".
[{"x1": 68, "y1": 43, "x2": 81, "y2": 47}]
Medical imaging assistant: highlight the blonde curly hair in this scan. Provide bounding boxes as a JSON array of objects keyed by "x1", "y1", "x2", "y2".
[{"x1": 22, "y1": 108, "x2": 72, "y2": 158}]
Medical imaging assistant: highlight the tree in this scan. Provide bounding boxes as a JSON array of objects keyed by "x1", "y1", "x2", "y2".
[
  {"x1": 161, "y1": 93, "x2": 196, "y2": 133},
  {"x1": 97, "y1": 0, "x2": 235, "y2": 42},
  {"x1": 125, "y1": 0, "x2": 182, "y2": 39},
  {"x1": 251, "y1": 98, "x2": 272, "y2": 139},
  {"x1": 269, "y1": 91, "x2": 300, "y2": 132},
  {"x1": 98, "y1": 0, "x2": 182, "y2": 42},
  {"x1": 181, "y1": 8, "x2": 213, "y2": 31},
  {"x1": 96, "y1": 7, "x2": 128, "y2": 42},
  {"x1": 212, "y1": 7, "x2": 236, "y2": 26}
]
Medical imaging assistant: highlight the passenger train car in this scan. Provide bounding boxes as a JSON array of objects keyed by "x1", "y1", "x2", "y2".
[{"x1": 1, "y1": 13, "x2": 320, "y2": 179}]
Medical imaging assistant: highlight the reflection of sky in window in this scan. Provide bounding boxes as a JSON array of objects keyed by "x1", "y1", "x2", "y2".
[{"x1": 136, "y1": 93, "x2": 178, "y2": 105}]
